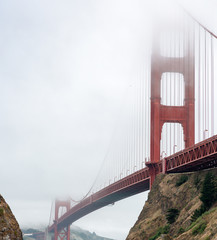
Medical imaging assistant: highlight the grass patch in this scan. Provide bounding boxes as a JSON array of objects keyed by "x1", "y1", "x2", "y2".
[
  {"x1": 149, "y1": 225, "x2": 170, "y2": 240},
  {"x1": 186, "y1": 214, "x2": 206, "y2": 231},
  {"x1": 191, "y1": 204, "x2": 206, "y2": 222},
  {"x1": 203, "y1": 206, "x2": 217, "y2": 215},
  {"x1": 204, "y1": 237, "x2": 210, "y2": 240},
  {"x1": 177, "y1": 227, "x2": 185, "y2": 235},
  {"x1": 176, "y1": 175, "x2": 188, "y2": 187},
  {"x1": 192, "y1": 221, "x2": 207, "y2": 235}
]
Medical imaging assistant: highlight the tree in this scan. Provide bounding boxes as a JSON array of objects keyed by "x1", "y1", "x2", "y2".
[
  {"x1": 166, "y1": 208, "x2": 179, "y2": 224},
  {"x1": 200, "y1": 172, "x2": 216, "y2": 209}
]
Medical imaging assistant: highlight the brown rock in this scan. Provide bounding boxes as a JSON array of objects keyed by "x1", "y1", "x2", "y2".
[{"x1": 0, "y1": 195, "x2": 23, "y2": 240}]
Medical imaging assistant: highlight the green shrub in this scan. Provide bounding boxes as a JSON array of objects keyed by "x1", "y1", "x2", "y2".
[
  {"x1": 191, "y1": 204, "x2": 206, "y2": 222},
  {"x1": 149, "y1": 225, "x2": 170, "y2": 240},
  {"x1": 191, "y1": 172, "x2": 217, "y2": 223},
  {"x1": 149, "y1": 232, "x2": 161, "y2": 240},
  {"x1": 162, "y1": 225, "x2": 170, "y2": 234},
  {"x1": 177, "y1": 227, "x2": 185, "y2": 234},
  {"x1": 166, "y1": 208, "x2": 179, "y2": 224},
  {"x1": 176, "y1": 175, "x2": 188, "y2": 187},
  {"x1": 192, "y1": 221, "x2": 207, "y2": 235}
]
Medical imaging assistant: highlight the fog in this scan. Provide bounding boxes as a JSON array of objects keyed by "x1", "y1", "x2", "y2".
[{"x1": 0, "y1": 0, "x2": 216, "y2": 239}]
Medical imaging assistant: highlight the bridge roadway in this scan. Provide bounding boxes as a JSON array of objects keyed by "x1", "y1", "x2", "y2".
[{"x1": 48, "y1": 134, "x2": 217, "y2": 232}]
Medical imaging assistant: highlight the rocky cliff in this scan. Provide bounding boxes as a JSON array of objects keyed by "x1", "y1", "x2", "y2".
[
  {"x1": 0, "y1": 195, "x2": 23, "y2": 240},
  {"x1": 126, "y1": 168, "x2": 217, "y2": 240}
]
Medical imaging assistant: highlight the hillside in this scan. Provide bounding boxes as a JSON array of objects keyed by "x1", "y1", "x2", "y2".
[
  {"x1": 126, "y1": 168, "x2": 217, "y2": 240},
  {"x1": 22, "y1": 225, "x2": 114, "y2": 240},
  {"x1": 0, "y1": 194, "x2": 23, "y2": 239},
  {"x1": 70, "y1": 225, "x2": 114, "y2": 240}
]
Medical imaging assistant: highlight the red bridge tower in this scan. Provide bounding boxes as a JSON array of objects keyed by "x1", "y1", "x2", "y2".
[
  {"x1": 149, "y1": 29, "x2": 195, "y2": 186},
  {"x1": 53, "y1": 199, "x2": 71, "y2": 240}
]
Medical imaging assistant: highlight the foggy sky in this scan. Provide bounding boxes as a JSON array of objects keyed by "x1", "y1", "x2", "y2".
[{"x1": 0, "y1": 0, "x2": 216, "y2": 239}]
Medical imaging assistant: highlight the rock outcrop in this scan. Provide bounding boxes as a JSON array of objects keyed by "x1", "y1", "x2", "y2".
[
  {"x1": 126, "y1": 168, "x2": 217, "y2": 240},
  {"x1": 0, "y1": 195, "x2": 23, "y2": 240}
]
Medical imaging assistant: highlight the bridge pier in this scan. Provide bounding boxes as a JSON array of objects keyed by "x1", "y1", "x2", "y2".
[
  {"x1": 146, "y1": 160, "x2": 164, "y2": 189},
  {"x1": 148, "y1": 165, "x2": 157, "y2": 189},
  {"x1": 54, "y1": 225, "x2": 70, "y2": 240}
]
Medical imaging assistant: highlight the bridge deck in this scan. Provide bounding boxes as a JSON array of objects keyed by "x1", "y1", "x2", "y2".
[
  {"x1": 49, "y1": 167, "x2": 150, "y2": 231},
  {"x1": 49, "y1": 135, "x2": 217, "y2": 232}
]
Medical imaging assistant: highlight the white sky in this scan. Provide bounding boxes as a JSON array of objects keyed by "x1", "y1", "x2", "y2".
[{"x1": 0, "y1": 0, "x2": 216, "y2": 240}]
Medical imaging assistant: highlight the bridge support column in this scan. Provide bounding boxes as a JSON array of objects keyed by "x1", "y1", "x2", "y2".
[
  {"x1": 54, "y1": 226, "x2": 70, "y2": 240},
  {"x1": 54, "y1": 199, "x2": 71, "y2": 240},
  {"x1": 148, "y1": 165, "x2": 157, "y2": 188},
  {"x1": 146, "y1": 161, "x2": 162, "y2": 189}
]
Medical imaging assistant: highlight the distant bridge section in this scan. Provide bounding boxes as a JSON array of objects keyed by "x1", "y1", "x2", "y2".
[{"x1": 48, "y1": 167, "x2": 150, "y2": 232}]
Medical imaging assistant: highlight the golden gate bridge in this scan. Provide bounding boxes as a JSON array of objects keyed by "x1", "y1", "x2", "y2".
[{"x1": 39, "y1": 6, "x2": 217, "y2": 240}]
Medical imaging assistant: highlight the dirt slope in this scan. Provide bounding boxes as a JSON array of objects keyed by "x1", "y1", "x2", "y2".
[{"x1": 126, "y1": 168, "x2": 217, "y2": 240}]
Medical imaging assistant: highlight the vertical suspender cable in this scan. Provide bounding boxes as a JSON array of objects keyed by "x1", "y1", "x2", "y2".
[
  {"x1": 138, "y1": 70, "x2": 140, "y2": 169},
  {"x1": 148, "y1": 60, "x2": 150, "y2": 160},
  {"x1": 144, "y1": 66, "x2": 147, "y2": 162},
  {"x1": 178, "y1": 25, "x2": 181, "y2": 150},
  {"x1": 211, "y1": 36, "x2": 214, "y2": 136},
  {"x1": 174, "y1": 30, "x2": 176, "y2": 153},
  {"x1": 132, "y1": 82, "x2": 135, "y2": 173},
  {"x1": 137, "y1": 70, "x2": 139, "y2": 169},
  {"x1": 128, "y1": 93, "x2": 130, "y2": 175},
  {"x1": 147, "y1": 62, "x2": 149, "y2": 160},
  {"x1": 139, "y1": 66, "x2": 142, "y2": 168},
  {"x1": 136, "y1": 71, "x2": 139, "y2": 170},
  {"x1": 141, "y1": 65, "x2": 144, "y2": 165},
  {"x1": 166, "y1": 34, "x2": 168, "y2": 156},
  {"x1": 198, "y1": 26, "x2": 201, "y2": 142},
  {"x1": 204, "y1": 30, "x2": 207, "y2": 139},
  {"x1": 207, "y1": 34, "x2": 210, "y2": 139},
  {"x1": 133, "y1": 76, "x2": 136, "y2": 172},
  {"x1": 170, "y1": 33, "x2": 172, "y2": 155}
]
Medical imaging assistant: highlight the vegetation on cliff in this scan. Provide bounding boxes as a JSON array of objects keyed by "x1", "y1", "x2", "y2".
[{"x1": 126, "y1": 168, "x2": 217, "y2": 240}]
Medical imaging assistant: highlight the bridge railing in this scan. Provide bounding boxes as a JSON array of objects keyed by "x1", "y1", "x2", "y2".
[
  {"x1": 166, "y1": 134, "x2": 217, "y2": 172},
  {"x1": 93, "y1": 166, "x2": 150, "y2": 201}
]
